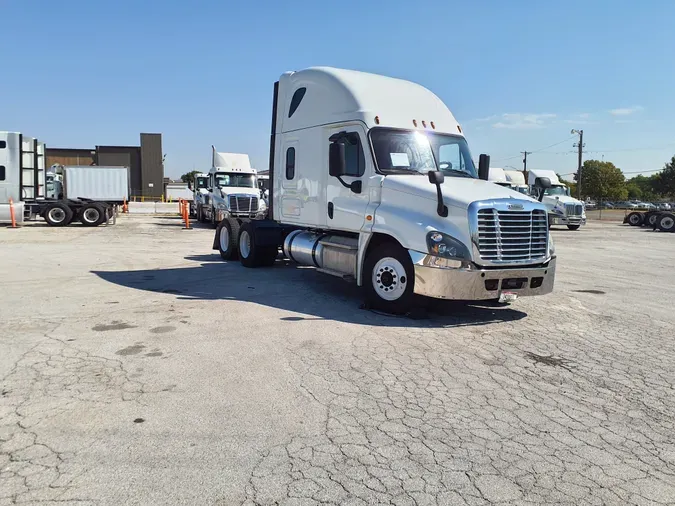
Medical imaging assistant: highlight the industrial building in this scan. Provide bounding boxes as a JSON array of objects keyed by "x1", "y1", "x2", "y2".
[{"x1": 46, "y1": 133, "x2": 164, "y2": 198}]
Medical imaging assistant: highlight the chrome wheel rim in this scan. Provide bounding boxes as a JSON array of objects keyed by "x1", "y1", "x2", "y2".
[
  {"x1": 629, "y1": 214, "x2": 640, "y2": 225},
  {"x1": 372, "y1": 257, "x2": 407, "y2": 301},
  {"x1": 661, "y1": 217, "x2": 675, "y2": 230},
  {"x1": 48, "y1": 208, "x2": 66, "y2": 223},
  {"x1": 83, "y1": 208, "x2": 100, "y2": 223},
  {"x1": 220, "y1": 226, "x2": 229, "y2": 251},
  {"x1": 240, "y1": 230, "x2": 251, "y2": 258}
]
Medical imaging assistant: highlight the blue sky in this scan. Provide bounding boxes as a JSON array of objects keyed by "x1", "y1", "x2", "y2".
[{"x1": 2, "y1": 0, "x2": 674, "y2": 179}]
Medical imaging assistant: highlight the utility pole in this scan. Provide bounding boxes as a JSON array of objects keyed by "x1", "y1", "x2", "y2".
[
  {"x1": 571, "y1": 129, "x2": 585, "y2": 199},
  {"x1": 521, "y1": 151, "x2": 532, "y2": 178}
]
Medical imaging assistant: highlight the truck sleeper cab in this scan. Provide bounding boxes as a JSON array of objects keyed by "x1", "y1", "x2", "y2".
[{"x1": 214, "y1": 67, "x2": 556, "y2": 312}]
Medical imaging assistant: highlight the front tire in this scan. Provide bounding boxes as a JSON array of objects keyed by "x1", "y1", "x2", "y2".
[
  {"x1": 217, "y1": 219, "x2": 240, "y2": 260},
  {"x1": 567, "y1": 224, "x2": 581, "y2": 230},
  {"x1": 363, "y1": 242, "x2": 415, "y2": 314}
]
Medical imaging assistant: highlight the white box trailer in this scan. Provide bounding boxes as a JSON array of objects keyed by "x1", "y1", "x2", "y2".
[
  {"x1": 63, "y1": 166, "x2": 129, "y2": 201},
  {"x1": 1, "y1": 131, "x2": 127, "y2": 227},
  {"x1": 165, "y1": 182, "x2": 193, "y2": 202}
]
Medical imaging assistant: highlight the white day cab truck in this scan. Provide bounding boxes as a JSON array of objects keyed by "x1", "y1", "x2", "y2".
[
  {"x1": 488, "y1": 167, "x2": 528, "y2": 195},
  {"x1": 0, "y1": 132, "x2": 128, "y2": 227},
  {"x1": 528, "y1": 169, "x2": 586, "y2": 230},
  {"x1": 212, "y1": 67, "x2": 557, "y2": 312},
  {"x1": 197, "y1": 148, "x2": 267, "y2": 226},
  {"x1": 190, "y1": 173, "x2": 209, "y2": 217}
]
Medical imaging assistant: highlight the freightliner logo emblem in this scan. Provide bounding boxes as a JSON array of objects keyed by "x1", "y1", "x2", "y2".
[{"x1": 508, "y1": 203, "x2": 524, "y2": 210}]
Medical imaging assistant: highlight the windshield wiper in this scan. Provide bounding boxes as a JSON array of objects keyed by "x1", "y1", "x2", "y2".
[
  {"x1": 386, "y1": 168, "x2": 424, "y2": 175},
  {"x1": 443, "y1": 168, "x2": 473, "y2": 178}
]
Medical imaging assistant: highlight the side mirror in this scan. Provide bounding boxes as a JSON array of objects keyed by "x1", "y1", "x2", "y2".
[
  {"x1": 428, "y1": 171, "x2": 445, "y2": 185},
  {"x1": 535, "y1": 177, "x2": 552, "y2": 189},
  {"x1": 329, "y1": 142, "x2": 346, "y2": 177},
  {"x1": 427, "y1": 171, "x2": 448, "y2": 217},
  {"x1": 478, "y1": 154, "x2": 490, "y2": 180}
]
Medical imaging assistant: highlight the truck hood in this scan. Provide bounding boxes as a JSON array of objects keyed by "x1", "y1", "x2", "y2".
[
  {"x1": 544, "y1": 195, "x2": 583, "y2": 205},
  {"x1": 382, "y1": 175, "x2": 538, "y2": 209},
  {"x1": 217, "y1": 187, "x2": 260, "y2": 197}
]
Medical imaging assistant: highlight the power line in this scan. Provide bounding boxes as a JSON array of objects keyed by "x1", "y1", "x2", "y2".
[{"x1": 491, "y1": 135, "x2": 576, "y2": 162}]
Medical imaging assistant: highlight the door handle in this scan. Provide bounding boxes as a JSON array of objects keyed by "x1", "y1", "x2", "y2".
[{"x1": 328, "y1": 202, "x2": 334, "y2": 219}]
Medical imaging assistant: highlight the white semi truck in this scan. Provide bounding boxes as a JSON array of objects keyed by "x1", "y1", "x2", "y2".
[
  {"x1": 213, "y1": 67, "x2": 556, "y2": 312},
  {"x1": 190, "y1": 172, "x2": 209, "y2": 217},
  {"x1": 196, "y1": 148, "x2": 267, "y2": 225},
  {"x1": 1, "y1": 132, "x2": 127, "y2": 226},
  {"x1": 488, "y1": 167, "x2": 519, "y2": 190},
  {"x1": 528, "y1": 169, "x2": 586, "y2": 230},
  {"x1": 504, "y1": 170, "x2": 529, "y2": 196}
]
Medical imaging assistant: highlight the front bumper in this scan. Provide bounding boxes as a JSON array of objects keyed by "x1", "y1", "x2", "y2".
[
  {"x1": 550, "y1": 214, "x2": 586, "y2": 226},
  {"x1": 411, "y1": 253, "x2": 556, "y2": 300}
]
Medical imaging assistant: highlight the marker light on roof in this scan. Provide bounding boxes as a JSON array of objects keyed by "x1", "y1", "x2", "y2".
[
  {"x1": 430, "y1": 121, "x2": 436, "y2": 129},
  {"x1": 413, "y1": 119, "x2": 418, "y2": 127},
  {"x1": 375, "y1": 116, "x2": 380, "y2": 124},
  {"x1": 422, "y1": 120, "x2": 427, "y2": 128},
  {"x1": 457, "y1": 125, "x2": 462, "y2": 133}
]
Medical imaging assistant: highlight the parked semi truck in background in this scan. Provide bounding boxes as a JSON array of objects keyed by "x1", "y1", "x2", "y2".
[
  {"x1": 213, "y1": 67, "x2": 556, "y2": 311},
  {"x1": 196, "y1": 148, "x2": 267, "y2": 225},
  {"x1": 0, "y1": 132, "x2": 128, "y2": 226},
  {"x1": 504, "y1": 170, "x2": 529, "y2": 195},
  {"x1": 528, "y1": 169, "x2": 586, "y2": 230},
  {"x1": 190, "y1": 172, "x2": 209, "y2": 217}
]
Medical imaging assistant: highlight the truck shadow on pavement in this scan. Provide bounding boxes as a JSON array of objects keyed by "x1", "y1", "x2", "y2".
[{"x1": 92, "y1": 257, "x2": 527, "y2": 328}]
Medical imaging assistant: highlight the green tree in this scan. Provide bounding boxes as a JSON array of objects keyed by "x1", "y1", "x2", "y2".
[
  {"x1": 557, "y1": 174, "x2": 577, "y2": 196},
  {"x1": 655, "y1": 155, "x2": 675, "y2": 198},
  {"x1": 575, "y1": 160, "x2": 627, "y2": 201},
  {"x1": 627, "y1": 174, "x2": 659, "y2": 201},
  {"x1": 180, "y1": 170, "x2": 200, "y2": 187},
  {"x1": 625, "y1": 182, "x2": 642, "y2": 200}
]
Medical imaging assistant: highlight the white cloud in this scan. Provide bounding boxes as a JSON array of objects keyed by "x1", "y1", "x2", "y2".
[
  {"x1": 609, "y1": 106, "x2": 644, "y2": 116},
  {"x1": 491, "y1": 113, "x2": 556, "y2": 130}
]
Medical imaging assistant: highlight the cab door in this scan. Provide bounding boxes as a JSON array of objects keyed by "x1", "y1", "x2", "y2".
[{"x1": 325, "y1": 124, "x2": 371, "y2": 233}]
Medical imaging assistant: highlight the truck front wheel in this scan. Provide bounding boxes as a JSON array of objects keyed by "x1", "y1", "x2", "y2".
[
  {"x1": 363, "y1": 242, "x2": 415, "y2": 314},
  {"x1": 44, "y1": 203, "x2": 73, "y2": 227}
]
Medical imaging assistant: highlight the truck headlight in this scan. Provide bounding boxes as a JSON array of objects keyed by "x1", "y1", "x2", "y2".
[{"x1": 426, "y1": 231, "x2": 470, "y2": 260}]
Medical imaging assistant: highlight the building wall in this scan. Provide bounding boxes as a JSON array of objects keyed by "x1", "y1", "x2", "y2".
[
  {"x1": 44, "y1": 133, "x2": 163, "y2": 199},
  {"x1": 140, "y1": 133, "x2": 163, "y2": 198},
  {"x1": 96, "y1": 147, "x2": 142, "y2": 196},
  {"x1": 46, "y1": 149, "x2": 96, "y2": 167}
]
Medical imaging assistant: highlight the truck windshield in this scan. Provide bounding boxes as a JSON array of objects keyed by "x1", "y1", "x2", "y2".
[
  {"x1": 196, "y1": 177, "x2": 209, "y2": 189},
  {"x1": 370, "y1": 128, "x2": 477, "y2": 178},
  {"x1": 544, "y1": 186, "x2": 567, "y2": 196},
  {"x1": 214, "y1": 173, "x2": 256, "y2": 188}
]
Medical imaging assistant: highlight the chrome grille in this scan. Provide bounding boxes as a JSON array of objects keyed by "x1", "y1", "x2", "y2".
[
  {"x1": 228, "y1": 195, "x2": 258, "y2": 213},
  {"x1": 565, "y1": 203, "x2": 583, "y2": 216},
  {"x1": 477, "y1": 209, "x2": 548, "y2": 262}
]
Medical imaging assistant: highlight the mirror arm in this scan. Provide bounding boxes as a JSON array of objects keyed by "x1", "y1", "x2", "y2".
[
  {"x1": 335, "y1": 176, "x2": 351, "y2": 189},
  {"x1": 434, "y1": 184, "x2": 448, "y2": 217}
]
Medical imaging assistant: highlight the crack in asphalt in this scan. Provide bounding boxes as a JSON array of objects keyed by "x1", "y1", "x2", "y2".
[
  {"x1": 243, "y1": 299, "x2": 675, "y2": 505},
  {"x1": 0, "y1": 321, "x2": 149, "y2": 505}
]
